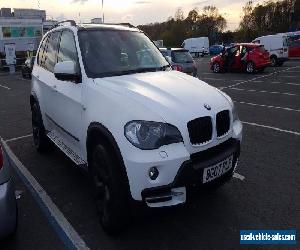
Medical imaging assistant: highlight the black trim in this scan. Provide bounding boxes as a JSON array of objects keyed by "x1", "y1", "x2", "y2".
[{"x1": 45, "y1": 113, "x2": 80, "y2": 142}]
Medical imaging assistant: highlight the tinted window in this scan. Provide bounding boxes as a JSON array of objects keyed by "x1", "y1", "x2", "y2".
[
  {"x1": 171, "y1": 51, "x2": 193, "y2": 63},
  {"x1": 37, "y1": 35, "x2": 48, "y2": 66},
  {"x1": 160, "y1": 50, "x2": 168, "y2": 57},
  {"x1": 78, "y1": 30, "x2": 169, "y2": 78},
  {"x1": 44, "y1": 32, "x2": 60, "y2": 72},
  {"x1": 57, "y1": 30, "x2": 80, "y2": 74}
]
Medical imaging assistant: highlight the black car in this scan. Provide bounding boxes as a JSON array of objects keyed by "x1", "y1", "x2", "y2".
[
  {"x1": 159, "y1": 48, "x2": 197, "y2": 77},
  {"x1": 21, "y1": 56, "x2": 35, "y2": 79}
]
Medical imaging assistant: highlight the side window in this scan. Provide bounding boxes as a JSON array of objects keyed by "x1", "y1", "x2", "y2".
[
  {"x1": 44, "y1": 32, "x2": 60, "y2": 72},
  {"x1": 37, "y1": 35, "x2": 48, "y2": 66},
  {"x1": 57, "y1": 30, "x2": 80, "y2": 74}
]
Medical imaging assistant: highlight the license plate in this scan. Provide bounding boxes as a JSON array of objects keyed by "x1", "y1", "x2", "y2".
[{"x1": 203, "y1": 155, "x2": 233, "y2": 183}]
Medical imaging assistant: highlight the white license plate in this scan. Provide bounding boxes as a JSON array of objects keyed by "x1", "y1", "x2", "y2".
[{"x1": 203, "y1": 155, "x2": 233, "y2": 183}]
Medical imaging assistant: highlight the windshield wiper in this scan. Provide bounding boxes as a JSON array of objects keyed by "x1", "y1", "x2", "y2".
[{"x1": 99, "y1": 66, "x2": 171, "y2": 77}]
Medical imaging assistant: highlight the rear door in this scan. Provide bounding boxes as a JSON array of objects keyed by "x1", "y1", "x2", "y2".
[
  {"x1": 37, "y1": 31, "x2": 61, "y2": 131},
  {"x1": 32, "y1": 32, "x2": 59, "y2": 130}
]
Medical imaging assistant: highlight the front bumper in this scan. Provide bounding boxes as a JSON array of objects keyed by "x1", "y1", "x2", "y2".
[
  {"x1": 124, "y1": 120, "x2": 242, "y2": 207},
  {"x1": 142, "y1": 138, "x2": 240, "y2": 207},
  {"x1": 0, "y1": 178, "x2": 17, "y2": 239}
]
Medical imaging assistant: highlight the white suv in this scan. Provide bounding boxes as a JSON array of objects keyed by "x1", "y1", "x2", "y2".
[{"x1": 31, "y1": 21, "x2": 243, "y2": 233}]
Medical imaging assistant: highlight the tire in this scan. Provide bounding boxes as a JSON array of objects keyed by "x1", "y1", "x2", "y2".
[
  {"x1": 277, "y1": 61, "x2": 284, "y2": 66},
  {"x1": 212, "y1": 62, "x2": 221, "y2": 73},
  {"x1": 246, "y1": 61, "x2": 255, "y2": 74},
  {"x1": 89, "y1": 142, "x2": 130, "y2": 234},
  {"x1": 31, "y1": 102, "x2": 50, "y2": 153},
  {"x1": 270, "y1": 56, "x2": 277, "y2": 67},
  {"x1": 258, "y1": 67, "x2": 265, "y2": 73}
]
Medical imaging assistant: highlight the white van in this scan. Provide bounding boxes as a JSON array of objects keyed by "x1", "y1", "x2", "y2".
[
  {"x1": 252, "y1": 34, "x2": 289, "y2": 66},
  {"x1": 182, "y1": 37, "x2": 209, "y2": 57}
]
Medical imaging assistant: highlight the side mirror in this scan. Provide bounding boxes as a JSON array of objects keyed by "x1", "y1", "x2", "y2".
[
  {"x1": 54, "y1": 61, "x2": 81, "y2": 83},
  {"x1": 165, "y1": 56, "x2": 172, "y2": 64}
]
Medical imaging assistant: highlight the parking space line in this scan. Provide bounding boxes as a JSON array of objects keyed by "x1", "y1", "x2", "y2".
[
  {"x1": 5, "y1": 134, "x2": 33, "y2": 143},
  {"x1": 242, "y1": 121, "x2": 300, "y2": 136},
  {"x1": 233, "y1": 172, "x2": 245, "y2": 181},
  {"x1": 201, "y1": 77, "x2": 244, "y2": 82},
  {"x1": 1, "y1": 139, "x2": 89, "y2": 250},
  {"x1": 220, "y1": 66, "x2": 300, "y2": 89},
  {"x1": 280, "y1": 75, "x2": 297, "y2": 78},
  {"x1": 235, "y1": 101, "x2": 300, "y2": 112},
  {"x1": 0, "y1": 83, "x2": 10, "y2": 90},
  {"x1": 270, "y1": 81, "x2": 300, "y2": 86},
  {"x1": 229, "y1": 87, "x2": 298, "y2": 96},
  {"x1": 16, "y1": 77, "x2": 31, "y2": 82}
]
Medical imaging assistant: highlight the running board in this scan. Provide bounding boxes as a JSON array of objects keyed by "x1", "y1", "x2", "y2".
[{"x1": 47, "y1": 131, "x2": 87, "y2": 167}]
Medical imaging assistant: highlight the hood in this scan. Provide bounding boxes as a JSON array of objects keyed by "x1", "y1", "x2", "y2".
[{"x1": 93, "y1": 71, "x2": 231, "y2": 125}]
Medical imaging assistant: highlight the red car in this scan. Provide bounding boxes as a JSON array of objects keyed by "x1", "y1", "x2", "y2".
[
  {"x1": 288, "y1": 35, "x2": 300, "y2": 58},
  {"x1": 210, "y1": 43, "x2": 270, "y2": 73}
]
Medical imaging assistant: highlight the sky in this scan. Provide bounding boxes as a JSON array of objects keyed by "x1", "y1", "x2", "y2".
[{"x1": 0, "y1": 0, "x2": 263, "y2": 30}]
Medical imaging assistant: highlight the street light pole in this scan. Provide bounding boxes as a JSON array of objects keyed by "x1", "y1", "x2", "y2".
[{"x1": 102, "y1": 0, "x2": 105, "y2": 23}]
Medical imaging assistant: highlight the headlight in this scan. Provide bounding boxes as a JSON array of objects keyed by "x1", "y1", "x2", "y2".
[
  {"x1": 232, "y1": 104, "x2": 239, "y2": 121},
  {"x1": 124, "y1": 121, "x2": 183, "y2": 150}
]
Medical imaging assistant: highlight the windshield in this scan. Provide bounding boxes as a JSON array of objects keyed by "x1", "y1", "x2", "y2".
[
  {"x1": 172, "y1": 51, "x2": 193, "y2": 63},
  {"x1": 78, "y1": 30, "x2": 170, "y2": 78}
]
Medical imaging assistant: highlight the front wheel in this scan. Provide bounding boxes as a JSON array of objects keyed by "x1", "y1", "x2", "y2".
[
  {"x1": 270, "y1": 56, "x2": 277, "y2": 67},
  {"x1": 246, "y1": 61, "x2": 255, "y2": 74},
  {"x1": 90, "y1": 143, "x2": 130, "y2": 234},
  {"x1": 212, "y1": 62, "x2": 221, "y2": 73}
]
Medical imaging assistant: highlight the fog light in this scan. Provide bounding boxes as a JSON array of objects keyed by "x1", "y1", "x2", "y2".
[{"x1": 149, "y1": 167, "x2": 159, "y2": 180}]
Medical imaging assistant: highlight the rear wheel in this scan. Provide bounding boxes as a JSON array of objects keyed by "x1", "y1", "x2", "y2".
[
  {"x1": 257, "y1": 67, "x2": 265, "y2": 73},
  {"x1": 31, "y1": 102, "x2": 50, "y2": 153},
  {"x1": 277, "y1": 61, "x2": 284, "y2": 66},
  {"x1": 89, "y1": 142, "x2": 130, "y2": 234},
  {"x1": 270, "y1": 56, "x2": 277, "y2": 67},
  {"x1": 246, "y1": 61, "x2": 255, "y2": 74},
  {"x1": 212, "y1": 62, "x2": 221, "y2": 73}
]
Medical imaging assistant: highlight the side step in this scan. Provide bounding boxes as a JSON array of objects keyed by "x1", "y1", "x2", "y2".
[{"x1": 47, "y1": 131, "x2": 87, "y2": 167}]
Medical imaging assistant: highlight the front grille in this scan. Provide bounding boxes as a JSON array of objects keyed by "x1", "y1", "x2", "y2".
[
  {"x1": 187, "y1": 116, "x2": 212, "y2": 144},
  {"x1": 216, "y1": 110, "x2": 230, "y2": 137}
]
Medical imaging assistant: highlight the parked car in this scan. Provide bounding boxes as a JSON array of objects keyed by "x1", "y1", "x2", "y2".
[
  {"x1": 252, "y1": 34, "x2": 289, "y2": 66},
  {"x1": 0, "y1": 140, "x2": 17, "y2": 239},
  {"x1": 288, "y1": 34, "x2": 300, "y2": 58},
  {"x1": 160, "y1": 48, "x2": 197, "y2": 76},
  {"x1": 31, "y1": 21, "x2": 242, "y2": 234},
  {"x1": 182, "y1": 37, "x2": 209, "y2": 57},
  {"x1": 21, "y1": 56, "x2": 35, "y2": 79},
  {"x1": 210, "y1": 43, "x2": 270, "y2": 73},
  {"x1": 209, "y1": 45, "x2": 224, "y2": 55}
]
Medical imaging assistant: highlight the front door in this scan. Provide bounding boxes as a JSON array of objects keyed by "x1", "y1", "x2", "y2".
[{"x1": 50, "y1": 30, "x2": 83, "y2": 156}]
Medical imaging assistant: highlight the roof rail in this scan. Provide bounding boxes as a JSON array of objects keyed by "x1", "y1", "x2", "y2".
[{"x1": 51, "y1": 20, "x2": 76, "y2": 29}]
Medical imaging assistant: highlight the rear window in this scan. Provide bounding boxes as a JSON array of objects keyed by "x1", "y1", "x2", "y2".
[
  {"x1": 257, "y1": 45, "x2": 266, "y2": 53},
  {"x1": 171, "y1": 50, "x2": 193, "y2": 63}
]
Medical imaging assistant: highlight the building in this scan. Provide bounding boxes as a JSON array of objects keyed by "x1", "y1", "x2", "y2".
[
  {"x1": 0, "y1": 8, "x2": 46, "y2": 66},
  {"x1": 13, "y1": 9, "x2": 46, "y2": 21},
  {"x1": 91, "y1": 18, "x2": 103, "y2": 24}
]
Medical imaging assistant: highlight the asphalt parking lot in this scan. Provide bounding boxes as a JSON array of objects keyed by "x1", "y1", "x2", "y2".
[{"x1": 0, "y1": 58, "x2": 299, "y2": 249}]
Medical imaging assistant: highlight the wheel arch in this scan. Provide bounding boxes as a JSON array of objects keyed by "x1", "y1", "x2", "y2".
[
  {"x1": 86, "y1": 122, "x2": 131, "y2": 196},
  {"x1": 86, "y1": 122, "x2": 126, "y2": 171}
]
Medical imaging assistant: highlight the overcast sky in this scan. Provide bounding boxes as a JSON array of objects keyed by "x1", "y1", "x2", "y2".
[{"x1": 1, "y1": 0, "x2": 263, "y2": 30}]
